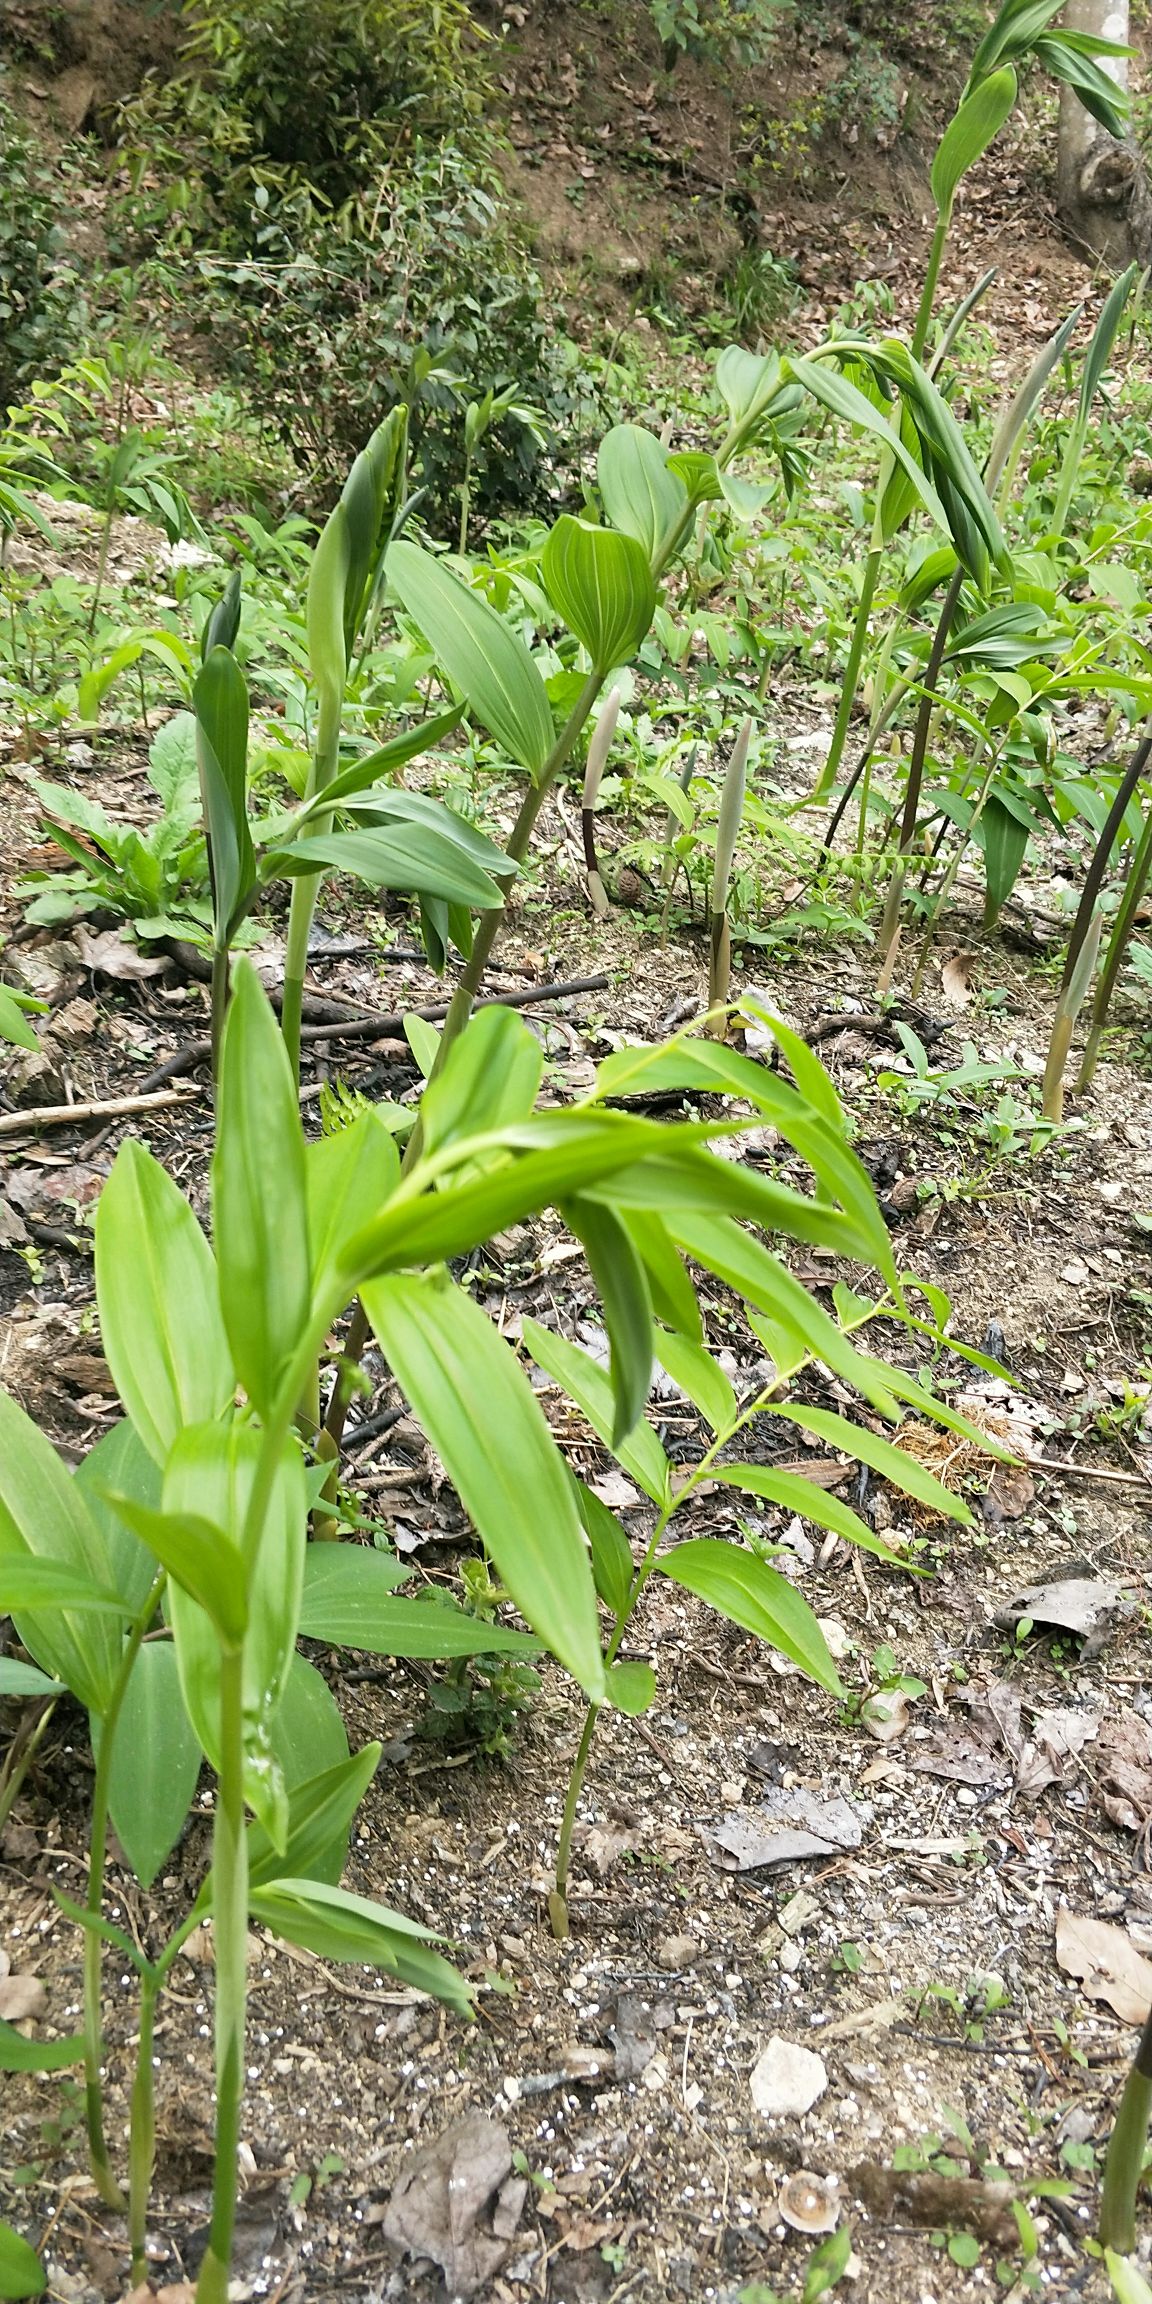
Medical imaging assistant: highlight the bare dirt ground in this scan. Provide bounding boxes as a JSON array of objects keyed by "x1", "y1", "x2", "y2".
[{"x1": 3, "y1": 691, "x2": 1152, "y2": 2304}]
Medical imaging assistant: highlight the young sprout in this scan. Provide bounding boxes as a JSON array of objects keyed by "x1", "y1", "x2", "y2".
[
  {"x1": 581, "y1": 687, "x2": 621, "y2": 917},
  {"x1": 706, "y1": 716, "x2": 752, "y2": 1039}
]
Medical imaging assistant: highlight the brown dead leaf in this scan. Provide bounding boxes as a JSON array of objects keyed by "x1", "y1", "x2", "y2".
[
  {"x1": 1055, "y1": 1906, "x2": 1152, "y2": 2024},
  {"x1": 852, "y1": 2161, "x2": 1015, "y2": 2244},
  {"x1": 941, "y1": 952, "x2": 976, "y2": 1007},
  {"x1": 982, "y1": 1462, "x2": 1036, "y2": 1525},
  {"x1": 1097, "y1": 1712, "x2": 1152, "y2": 1839},
  {"x1": 0, "y1": 1974, "x2": 47, "y2": 2024},
  {"x1": 74, "y1": 924, "x2": 171, "y2": 979},
  {"x1": 382, "y1": 2113, "x2": 522, "y2": 2299},
  {"x1": 577, "y1": 1823, "x2": 638, "y2": 1878},
  {"x1": 705, "y1": 1789, "x2": 866, "y2": 1871}
]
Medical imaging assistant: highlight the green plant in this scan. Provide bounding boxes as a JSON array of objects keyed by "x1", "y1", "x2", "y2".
[
  {"x1": 0, "y1": 94, "x2": 85, "y2": 407},
  {"x1": 706, "y1": 716, "x2": 752, "y2": 1031},
  {"x1": 20, "y1": 713, "x2": 209, "y2": 938},
  {"x1": 738, "y1": 2220, "x2": 852, "y2": 2303}
]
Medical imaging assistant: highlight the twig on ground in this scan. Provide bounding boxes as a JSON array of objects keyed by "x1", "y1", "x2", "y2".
[
  {"x1": 1034, "y1": 1454, "x2": 1152, "y2": 1491},
  {"x1": 0, "y1": 1089, "x2": 190, "y2": 1138}
]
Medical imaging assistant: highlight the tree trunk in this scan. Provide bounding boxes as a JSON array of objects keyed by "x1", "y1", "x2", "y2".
[{"x1": 1056, "y1": 0, "x2": 1152, "y2": 267}]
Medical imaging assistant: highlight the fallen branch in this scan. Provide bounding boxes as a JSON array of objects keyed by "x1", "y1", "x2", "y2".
[
  {"x1": 0, "y1": 1088, "x2": 189, "y2": 1138},
  {"x1": 137, "y1": 974, "x2": 612, "y2": 1091},
  {"x1": 1033, "y1": 1454, "x2": 1152, "y2": 1492}
]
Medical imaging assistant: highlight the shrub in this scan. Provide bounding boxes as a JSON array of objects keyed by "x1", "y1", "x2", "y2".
[{"x1": 0, "y1": 92, "x2": 85, "y2": 407}]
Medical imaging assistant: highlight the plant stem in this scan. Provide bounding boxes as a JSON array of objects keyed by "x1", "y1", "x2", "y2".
[
  {"x1": 813, "y1": 547, "x2": 882, "y2": 804},
  {"x1": 281, "y1": 688, "x2": 342, "y2": 1084},
  {"x1": 128, "y1": 1970, "x2": 159, "y2": 2283},
  {"x1": 195, "y1": 1645, "x2": 247, "y2": 2304},
  {"x1": 83, "y1": 1570, "x2": 165, "y2": 2212},
  {"x1": 911, "y1": 206, "x2": 951, "y2": 362},
  {"x1": 209, "y1": 944, "x2": 230, "y2": 1089},
  {"x1": 1100, "y1": 2000, "x2": 1152, "y2": 2253},
  {"x1": 875, "y1": 565, "x2": 963, "y2": 984},
  {"x1": 1078, "y1": 800, "x2": 1152, "y2": 1090},
  {"x1": 550, "y1": 1704, "x2": 600, "y2": 1935},
  {"x1": 0, "y1": 1696, "x2": 57, "y2": 1835}
]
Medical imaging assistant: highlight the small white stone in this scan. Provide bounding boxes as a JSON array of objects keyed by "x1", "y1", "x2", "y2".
[{"x1": 750, "y1": 2036, "x2": 828, "y2": 2119}]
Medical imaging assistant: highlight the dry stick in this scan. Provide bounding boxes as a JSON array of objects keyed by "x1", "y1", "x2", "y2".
[
  {"x1": 136, "y1": 975, "x2": 612, "y2": 1093},
  {"x1": 1032, "y1": 1455, "x2": 1152, "y2": 1492},
  {"x1": 0, "y1": 1088, "x2": 189, "y2": 1138}
]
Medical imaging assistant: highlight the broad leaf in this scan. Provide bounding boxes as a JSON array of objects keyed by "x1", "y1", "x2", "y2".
[
  {"x1": 418, "y1": 1004, "x2": 543, "y2": 1159},
  {"x1": 597, "y1": 426, "x2": 688, "y2": 565},
  {"x1": 607, "y1": 1659, "x2": 656, "y2": 1715},
  {"x1": 0, "y1": 1392, "x2": 124, "y2": 1712},
  {"x1": 541, "y1": 515, "x2": 656, "y2": 669},
  {"x1": 95, "y1": 1641, "x2": 202, "y2": 1888},
  {"x1": 269, "y1": 825, "x2": 504, "y2": 910},
  {"x1": 104, "y1": 1494, "x2": 248, "y2": 1646},
  {"x1": 269, "y1": 1652, "x2": 350, "y2": 1789},
  {"x1": 976, "y1": 791, "x2": 1032, "y2": 926},
  {"x1": 75, "y1": 1419, "x2": 162, "y2": 1621},
  {"x1": 574, "y1": 1477, "x2": 635, "y2": 1619},
  {"x1": 0, "y1": 1659, "x2": 62, "y2": 1698},
  {"x1": 0, "y1": 2220, "x2": 44, "y2": 2299},
  {"x1": 655, "y1": 1538, "x2": 844, "y2": 1695},
  {"x1": 654, "y1": 1326, "x2": 737, "y2": 1434},
  {"x1": 387, "y1": 541, "x2": 554, "y2": 778},
  {"x1": 212, "y1": 959, "x2": 311, "y2": 1416},
  {"x1": 249, "y1": 1744, "x2": 377, "y2": 1890},
  {"x1": 95, "y1": 1141, "x2": 233, "y2": 1466},
  {"x1": 297, "y1": 1544, "x2": 538, "y2": 1658},
  {"x1": 363, "y1": 1273, "x2": 606, "y2": 1699},
  {"x1": 306, "y1": 1111, "x2": 400, "y2": 1313}
]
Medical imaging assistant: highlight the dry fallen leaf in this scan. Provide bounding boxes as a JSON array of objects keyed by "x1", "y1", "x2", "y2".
[
  {"x1": 705, "y1": 1788, "x2": 867, "y2": 1871},
  {"x1": 1097, "y1": 1712, "x2": 1152, "y2": 1840},
  {"x1": 941, "y1": 952, "x2": 976, "y2": 1007},
  {"x1": 74, "y1": 923, "x2": 171, "y2": 979},
  {"x1": 382, "y1": 2113, "x2": 523, "y2": 2299},
  {"x1": 0, "y1": 1974, "x2": 47, "y2": 2025},
  {"x1": 1055, "y1": 1906, "x2": 1152, "y2": 2024}
]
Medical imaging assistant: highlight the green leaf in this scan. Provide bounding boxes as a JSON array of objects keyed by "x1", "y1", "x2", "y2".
[
  {"x1": 194, "y1": 645, "x2": 255, "y2": 938},
  {"x1": 786, "y1": 355, "x2": 951, "y2": 537},
  {"x1": 312, "y1": 710, "x2": 463, "y2": 808},
  {"x1": 75, "y1": 1420, "x2": 163, "y2": 1622},
  {"x1": 249, "y1": 1743, "x2": 377, "y2": 1891},
  {"x1": 404, "y1": 1013, "x2": 442, "y2": 1080},
  {"x1": 387, "y1": 541, "x2": 554, "y2": 778},
  {"x1": 96, "y1": 1642, "x2": 202, "y2": 1888},
  {"x1": 655, "y1": 1538, "x2": 844, "y2": 1695},
  {"x1": 653, "y1": 1327, "x2": 737, "y2": 1434},
  {"x1": 269, "y1": 1652, "x2": 350, "y2": 1790},
  {"x1": 1033, "y1": 29, "x2": 1129, "y2": 136},
  {"x1": 163, "y1": 1422, "x2": 306, "y2": 1838},
  {"x1": 768, "y1": 1402, "x2": 973, "y2": 1522},
  {"x1": 716, "y1": 346, "x2": 790, "y2": 438},
  {"x1": 561, "y1": 1197, "x2": 653, "y2": 1444},
  {"x1": 103, "y1": 1493, "x2": 248, "y2": 1646},
  {"x1": 625, "y1": 1209, "x2": 702, "y2": 1341},
  {"x1": 0, "y1": 986, "x2": 41, "y2": 1052},
  {"x1": 95, "y1": 1140, "x2": 233, "y2": 1466},
  {"x1": 306, "y1": 1111, "x2": 400, "y2": 1312},
  {"x1": 212, "y1": 959, "x2": 311, "y2": 1417},
  {"x1": 666, "y1": 1213, "x2": 902, "y2": 1415},
  {"x1": 248, "y1": 1878, "x2": 474, "y2": 2013},
  {"x1": 363, "y1": 1273, "x2": 606, "y2": 1701},
  {"x1": 1106, "y1": 2251, "x2": 1152, "y2": 2304},
  {"x1": 523, "y1": 1317, "x2": 671, "y2": 1506},
  {"x1": 0, "y1": 1659, "x2": 63, "y2": 1698},
  {"x1": 299, "y1": 1570, "x2": 539, "y2": 1660},
  {"x1": 573, "y1": 1477, "x2": 635, "y2": 1618},
  {"x1": 541, "y1": 515, "x2": 656, "y2": 669},
  {"x1": 0, "y1": 2018, "x2": 84, "y2": 2074},
  {"x1": 0, "y1": 2221, "x2": 45, "y2": 2299},
  {"x1": 931, "y1": 66, "x2": 1018, "y2": 214},
  {"x1": 597, "y1": 426, "x2": 688, "y2": 565},
  {"x1": 419, "y1": 1005, "x2": 543, "y2": 1160},
  {"x1": 270, "y1": 826, "x2": 504, "y2": 910},
  {"x1": 711, "y1": 1464, "x2": 912, "y2": 1568},
  {"x1": 0, "y1": 1392, "x2": 125, "y2": 1713},
  {"x1": 976, "y1": 791, "x2": 1032, "y2": 926},
  {"x1": 607, "y1": 1659, "x2": 656, "y2": 1715}
]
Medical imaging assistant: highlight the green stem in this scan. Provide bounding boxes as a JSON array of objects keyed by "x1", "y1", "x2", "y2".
[
  {"x1": 0, "y1": 1697, "x2": 57, "y2": 1836},
  {"x1": 875, "y1": 565, "x2": 964, "y2": 984},
  {"x1": 1078, "y1": 802, "x2": 1152, "y2": 1091},
  {"x1": 129, "y1": 1970, "x2": 159, "y2": 2283},
  {"x1": 1100, "y1": 2001, "x2": 1152, "y2": 2253},
  {"x1": 911, "y1": 205, "x2": 951, "y2": 363},
  {"x1": 195, "y1": 1644, "x2": 247, "y2": 2304},
  {"x1": 209, "y1": 943, "x2": 230, "y2": 1090},
  {"x1": 84, "y1": 1569, "x2": 166, "y2": 2212},
  {"x1": 281, "y1": 688, "x2": 342, "y2": 1085},
  {"x1": 813, "y1": 547, "x2": 882, "y2": 805}
]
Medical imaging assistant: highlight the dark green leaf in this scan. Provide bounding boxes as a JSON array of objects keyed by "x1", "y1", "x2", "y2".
[
  {"x1": 562, "y1": 1197, "x2": 653, "y2": 1444},
  {"x1": 96, "y1": 1642, "x2": 202, "y2": 1888},
  {"x1": 248, "y1": 1878, "x2": 474, "y2": 2013},
  {"x1": 523, "y1": 1317, "x2": 671, "y2": 1505},
  {"x1": 0, "y1": 2221, "x2": 45, "y2": 2299},
  {"x1": 655, "y1": 1538, "x2": 844, "y2": 1694},
  {"x1": 574, "y1": 1478, "x2": 635, "y2": 1619},
  {"x1": 0, "y1": 2019, "x2": 84, "y2": 2075}
]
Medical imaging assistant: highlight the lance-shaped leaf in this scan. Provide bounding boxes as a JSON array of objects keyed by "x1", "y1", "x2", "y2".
[
  {"x1": 94, "y1": 1641, "x2": 202, "y2": 1889},
  {"x1": 786, "y1": 354, "x2": 951, "y2": 536},
  {"x1": 711, "y1": 1463, "x2": 912, "y2": 1567},
  {"x1": 574, "y1": 1477, "x2": 635, "y2": 1618},
  {"x1": 768, "y1": 1400, "x2": 973, "y2": 1521},
  {"x1": 95, "y1": 1140, "x2": 233, "y2": 1465},
  {"x1": 247, "y1": 1878, "x2": 473, "y2": 2013},
  {"x1": 655, "y1": 1538, "x2": 844, "y2": 1695},
  {"x1": 304, "y1": 706, "x2": 461, "y2": 811},
  {"x1": 296, "y1": 1537, "x2": 539, "y2": 1659},
  {"x1": 1033, "y1": 28, "x2": 1130, "y2": 135},
  {"x1": 931, "y1": 66, "x2": 1018, "y2": 215},
  {"x1": 0, "y1": 1391, "x2": 125, "y2": 1713},
  {"x1": 561, "y1": 1196, "x2": 653, "y2": 1443},
  {"x1": 364, "y1": 1272, "x2": 606, "y2": 1700},
  {"x1": 542, "y1": 515, "x2": 656, "y2": 669},
  {"x1": 268, "y1": 824, "x2": 505, "y2": 910},
  {"x1": 194, "y1": 640, "x2": 255, "y2": 941},
  {"x1": 103, "y1": 1492, "x2": 248, "y2": 1646},
  {"x1": 418, "y1": 1003, "x2": 542, "y2": 1159},
  {"x1": 597, "y1": 425, "x2": 688, "y2": 565},
  {"x1": 387, "y1": 540, "x2": 554, "y2": 777},
  {"x1": 201, "y1": 567, "x2": 241, "y2": 660},
  {"x1": 75, "y1": 1418, "x2": 162, "y2": 1621},
  {"x1": 0, "y1": 2018, "x2": 84, "y2": 2074},
  {"x1": 523, "y1": 1316, "x2": 671, "y2": 1506},
  {"x1": 654, "y1": 1326, "x2": 737, "y2": 1434},
  {"x1": 306, "y1": 1109, "x2": 400, "y2": 1313},
  {"x1": 309, "y1": 411, "x2": 408, "y2": 727},
  {"x1": 212, "y1": 958, "x2": 311, "y2": 1416},
  {"x1": 976, "y1": 790, "x2": 1034, "y2": 927}
]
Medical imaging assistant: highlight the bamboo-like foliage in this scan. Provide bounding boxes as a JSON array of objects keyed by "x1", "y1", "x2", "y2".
[{"x1": 706, "y1": 716, "x2": 752, "y2": 1036}]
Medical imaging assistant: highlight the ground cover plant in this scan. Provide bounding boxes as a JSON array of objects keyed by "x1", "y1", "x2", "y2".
[{"x1": 9, "y1": 0, "x2": 1152, "y2": 2297}]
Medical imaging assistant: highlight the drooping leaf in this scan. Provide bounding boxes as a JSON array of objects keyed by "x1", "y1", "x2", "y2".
[
  {"x1": 306, "y1": 1111, "x2": 400, "y2": 1314},
  {"x1": 653, "y1": 1326, "x2": 738, "y2": 1435},
  {"x1": 212, "y1": 959, "x2": 311, "y2": 1417},
  {"x1": 95, "y1": 1141, "x2": 233, "y2": 1466},
  {"x1": 249, "y1": 1743, "x2": 377, "y2": 1890},
  {"x1": 0, "y1": 2019, "x2": 84, "y2": 2075},
  {"x1": 248, "y1": 1877, "x2": 474, "y2": 2012},
  {"x1": 711, "y1": 1463, "x2": 912, "y2": 1567},
  {"x1": 607, "y1": 1659, "x2": 656, "y2": 1715},
  {"x1": 655, "y1": 1538, "x2": 844, "y2": 1695},
  {"x1": 103, "y1": 1493, "x2": 248, "y2": 1647},
  {"x1": 74, "y1": 1419, "x2": 162, "y2": 1621},
  {"x1": 364, "y1": 1273, "x2": 606, "y2": 1699},
  {"x1": 573, "y1": 1477, "x2": 635, "y2": 1619},
  {"x1": 541, "y1": 515, "x2": 656, "y2": 669},
  {"x1": 0, "y1": 1659, "x2": 62, "y2": 1699},
  {"x1": 976, "y1": 790, "x2": 1033, "y2": 926},
  {"x1": 269, "y1": 826, "x2": 504, "y2": 910},
  {"x1": 523, "y1": 1316, "x2": 672, "y2": 1506},
  {"x1": 768, "y1": 1401, "x2": 973, "y2": 1521},
  {"x1": 297, "y1": 1544, "x2": 538, "y2": 1658},
  {"x1": 561, "y1": 1197, "x2": 653, "y2": 1443},
  {"x1": 0, "y1": 1392, "x2": 124, "y2": 1713},
  {"x1": 387, "y1": 540, "x2": 554, "y2": 778},
  {"x1": 194, "y1": 645, "x2": 255, "y2": 939}
]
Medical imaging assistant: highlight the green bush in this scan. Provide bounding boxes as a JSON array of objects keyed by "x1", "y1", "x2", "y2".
[
  {"x1": 0, "y1": 92, "x2": 85, "y2": 408},
  {"x1": 112, "y1": 0, "x2": 563, "y2": 518}
]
